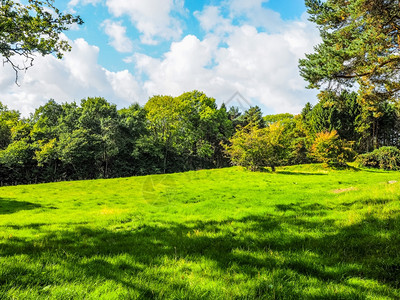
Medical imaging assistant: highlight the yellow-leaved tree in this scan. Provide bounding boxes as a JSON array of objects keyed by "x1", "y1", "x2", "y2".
[{"x1": 311, "y1": 130, "x2": 355, "y2": 166}]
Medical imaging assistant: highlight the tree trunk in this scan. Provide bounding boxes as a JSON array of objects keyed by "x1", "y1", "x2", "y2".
[
  {"x1": 163, "y1": 145, "x2": 167, "y2": 174},
  {"x1": 53, "y1": 161, "x2": 57, "y2": 181},
  {"x1": 372, "y1": 119, "x2": 378, "y2": 149}
]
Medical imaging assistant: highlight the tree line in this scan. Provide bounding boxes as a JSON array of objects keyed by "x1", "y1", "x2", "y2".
[
  {"x1": 2, "y1": 0, "x2": 400, "y2": 184},
  {"x1": 226, "y1": 90, "x2": 400, "y2": 172},
  {"x1": 1, "y1": 89, "x2": 400, "y2": 185},
  {"x1": 0, "y1": 91, "x2": 263, "y2": 185}
]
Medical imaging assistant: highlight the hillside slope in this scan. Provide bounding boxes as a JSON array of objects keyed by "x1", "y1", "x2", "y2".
[{"x1": 0, "y1": 166, "x2": 399, "y2": 299}]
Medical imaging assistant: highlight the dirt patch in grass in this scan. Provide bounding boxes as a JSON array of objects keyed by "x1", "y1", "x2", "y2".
[{"x1": 332, "y1": 187, "x2": 358, "y2": 194}]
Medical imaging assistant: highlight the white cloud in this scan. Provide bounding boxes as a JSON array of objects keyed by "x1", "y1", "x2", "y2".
[
  {"x1": 228, "y1": 0, "x2": 284, "y2": 33},
  {"x1": 105, "y1": 0, "x2": 184, "y2": 44},
  {"x1": 0, "y1": 38, "x2": 145, "y2": 116},
  {"x1": 132, "y1": 7, "x2": 320, "y2": 114},
  {"x1": 133, "y1": 35, "x2": 216, "y2": 95},
  {"x1": 0, "y1": 2, "x2": 321, "y2": 117},
  {"x1": 68, "y1": 0, "x2": 102, "y2": 8},
  {"x1": 195, "y1": 6, "x2": 233, "y2": 34},
  {"x1": 102, "y1": 20, "x2": 133, "y2": 53},
  {"x1": 105, "y1": 69, "x2": 143, "y2": 102}
]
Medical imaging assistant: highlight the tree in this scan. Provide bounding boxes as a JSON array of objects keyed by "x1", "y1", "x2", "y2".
[
  {"x1": 300, "y1": 0, "x2": 400, "y2": 94},
  {"x1": 299, "y1": 0, "x2": 400, "y2": 148},
  {"x1": 175, "y1": 91, "x2": 233, "y2": 169},
  {"x1": 0, "y1": 118, "x2": 38, "y2": 184},
  {"x1": 300, "y1": 91, "x2": 400, "y2": 152},
  {"x1": 305, "y1": 91, "x2": 362, "y2": 141},
  {"x1": 286, "y1": 115, "x2": 314, "y2": 165},
  {"x1": 117, "y1": 104, "x2": 160, "y2": 176},
  {"x1": 58, "y1": 128, "x2": 99, "y2": 179},
  {"x1": 225, "y1": 122, "x2": 288, "y2": 172},
  {"x1": 242, "y1": 106, "x2": 266, "y2": 128},
  {"x1": 213, "y1": 104, "x2": 234, "y2": 167},
  {"x1": 78, "y1": 97, "x2": 121, "y2": 178},
  {"x1": 0, "y1": 102, "x2": 19, "y2": 149},
  {"x1": 145, "y1": 95, "x2": 185, "y2": 173},
  {"x1": 311, "y1": 130, "x2": 355, "y2": 166},
  {"x1": 377, "y1": 103, "x2": 400, "y2": 148},
  {"x1": 0, "y1": 0, "x2": 83, "y2": 82},
  {"x1": 264, "y1": 113, "x2": 294, "y2": 126}
]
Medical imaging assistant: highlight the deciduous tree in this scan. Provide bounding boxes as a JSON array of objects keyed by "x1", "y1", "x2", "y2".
[
  {"x1": 0, "y1": 0, "x2": 83, "y2": 82},
  {"x1": 311, "y1": 130, "x2": 355, "y2": 166},
  {"x1": 225, "y1": 122, "x2": 288, "y2": 172}
]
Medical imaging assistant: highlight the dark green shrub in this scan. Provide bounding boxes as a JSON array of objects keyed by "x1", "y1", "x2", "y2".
[{"x1": 357, "y1": 146, "x2": 400, "y2": 170}]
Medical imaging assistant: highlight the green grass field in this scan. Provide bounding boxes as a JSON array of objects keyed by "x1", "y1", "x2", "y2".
[{"x1": 0, "y1": 165, "x2": 399, "y2": 299}]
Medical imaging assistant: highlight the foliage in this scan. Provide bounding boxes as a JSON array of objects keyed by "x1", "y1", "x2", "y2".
[
  {"x1": 286, "y1": 115, "x2": 314, "y2": 165},
  {"x1": 2, "y1": 87, "x2": 400, "y2": 185},
  {"x1": 0, "y1": 0, "x2": 83, "y2": 82},
  {"x1": 0, "y1": 138, "x2": 34, "y2": 166},
  {"x1": 300, "y1": 0, "x2": 400, "y2": 150},
  {"x1": 0, "y1": 92, "x2": 234, "y2": 185},
  {"x1": 0, "y1": 167, "x2": 400, "y2": 298},
  {"x1": 299, "y1": 91, "x2": 400, "y2": 152},
  {"x1": 311, "y1": 130, "x2": 355, "y2": 166},
  {"x1": 145, "y1": 91, "x2": 233, "y2": 172},
  {"x1": 227, "y1": 106, "x2": 242, "y2": 126},
  {"x1": 300, "y1": 0, "x2": 400, "y2": 99},
  {"x1": 264, "y1": 113, "x2": 294, "y2": 125},
  {"x1": 225, "y1": 122, "x2": 288, "y2": 171},
  {"x1": 302, "y1": 91, "x2": 362, "y2": 145},
  {"x1": 0, "y1": 102, "x2": 19, "y2": 149},
  {"x1": 241, "y1": 106, "x2": 266, "y2": 128},
  {"x1": 357, "y1": 146, "x2": 400, "y2": 171}
]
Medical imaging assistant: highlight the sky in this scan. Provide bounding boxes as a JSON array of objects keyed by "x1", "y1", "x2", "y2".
[{"x1": 0, "y1": 0, "x2": 321, "y2": 116}]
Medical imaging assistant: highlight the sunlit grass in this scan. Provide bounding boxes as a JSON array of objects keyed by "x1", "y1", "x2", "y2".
[{"x1": 0, "y1": 165, "x2": 399, "y2": 299}]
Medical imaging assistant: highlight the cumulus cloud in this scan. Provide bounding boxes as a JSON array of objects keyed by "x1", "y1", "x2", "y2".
[
  {"x1": 0, "y1": 2, "x2": 321, "y2": 116},
  {"x1": 105, "y1": 0, "x2": 184, "y2": 44},
  {"x1": 133, "y1": 35, "x2": 216, "y2": 96},
  {"x1": 228, "y1": 0, "x2": 284, "y2": 32},
  {"x1": 131, "y1": 7, "x2": 320, "y2": 114},
  {"x1": 194, "y1": 6, "x2": 233, "y2": 34},
  {"x1": 102, "y1": 20, "x2": 133, "y2": 53},
  {"x1": 0, "y1": 38, "x2": 145, "y2": 116}
]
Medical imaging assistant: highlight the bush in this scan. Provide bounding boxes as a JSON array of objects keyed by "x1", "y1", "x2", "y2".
[
  {"x1": 357, "y1": 146, "x2": 400, "y2": 170},
  {"x1": 311, "y1": 130, "x2": 355, "y2": 166},
  {"x1": 224, "y1": 122, "x2": 288, "y2": 172}
]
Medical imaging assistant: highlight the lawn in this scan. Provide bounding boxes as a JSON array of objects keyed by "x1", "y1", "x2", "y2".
[{"x1": 0, "y1": 165, "x2": 399, "y2": 299}]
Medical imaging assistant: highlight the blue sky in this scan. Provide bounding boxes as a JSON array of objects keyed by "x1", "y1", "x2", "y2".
[
  {"x1": 0, "y1": 0, "x2": 320, "y2": 116},
  {"x1": 65, "y1": 0, "x2": 309, "y2": 69}
]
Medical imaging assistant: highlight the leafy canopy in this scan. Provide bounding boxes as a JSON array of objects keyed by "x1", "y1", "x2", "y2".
[
  {"x1": 225, "y1": 122, "x2": 288, "y2": 172},
  {"x1": 0, "y1": 0, "x2": 83, "y2": 82},
  {"x1": 311, "y1": 130, "x2": 355, "y2": 166},
  {"x1": 299, "y1": 0, "x2": 400, "y2": 104}
]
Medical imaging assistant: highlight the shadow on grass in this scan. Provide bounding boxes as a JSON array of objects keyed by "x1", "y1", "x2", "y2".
[
  {"x1": 276, "y1": 171, "x2": 328, "y2": 176},
  {"x1": 0, "y1": 198, "x2": 42, "y2": 214},
  {"x1": 0, "y1": 203, "x2": 399, "y2": 298},
  {"x1": 275, "y1": 203, "x2": 332, "y2": 216},
  {"x1": 356, "y1": 167, "x2": 391, "y2": 173},
  {"x1": 329, "y1": 164, "x2": 360, "y2": 171}
]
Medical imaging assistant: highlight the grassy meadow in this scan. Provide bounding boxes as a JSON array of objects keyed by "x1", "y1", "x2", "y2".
[{"x1": 0, "y1": 165, "x2": 400, "y2": 299}]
